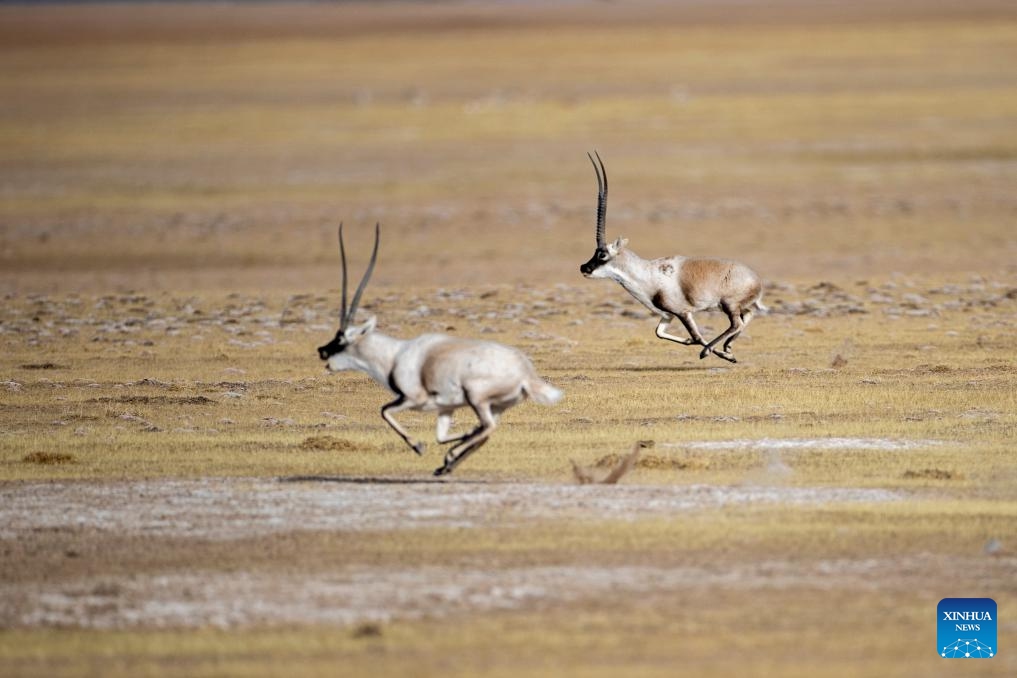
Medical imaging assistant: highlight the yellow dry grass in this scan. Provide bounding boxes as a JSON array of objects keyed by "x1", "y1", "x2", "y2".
[
  {"x1": 1, "y1": 285, "x2": 1014, "y2": 483},
  {"x1": 1, "y1": 2, "x2": 1016, "y2": 676}
]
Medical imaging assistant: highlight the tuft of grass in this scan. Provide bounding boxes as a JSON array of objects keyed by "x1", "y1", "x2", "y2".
[
  {"x1": 350, "y1": 623, "x2": 384, "y2": 639},
  {"x1": 87, "y1": 395, "x2": 215, "y2": 406},
  {"x1": 901, "y1": 468, "x2": 959, "y2": 480},
  {"x1": 594, "y1": 452, "x2": 712, "y2": 471},
  {"x1": 22, "y1": 451, "x2": 76, "y2": 465},
  {"x1": 300, "y1": 436, "x2": 368, "y2": 452}
]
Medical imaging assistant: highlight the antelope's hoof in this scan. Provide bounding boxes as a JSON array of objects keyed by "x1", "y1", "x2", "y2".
[
  {"x1": 713, "y1": 350, "x2": 738, "y2": 364},
  {"x1": 433, "y1": 465, "x2": 451, "y2": 477},
  {"x1": 699, "y1": 347, "x2": 711, "y2": 360},
  {"x1": 412, "y1": 442, "x2": 426, "y2": 456}
]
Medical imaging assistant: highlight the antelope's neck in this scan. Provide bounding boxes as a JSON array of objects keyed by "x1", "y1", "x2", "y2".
[
  {"x1": 607, "y1": 250, "x2": 656, "y2": 301},
  {"x1": 353, "y1": 332, "x2": 406, "y2": 388}
]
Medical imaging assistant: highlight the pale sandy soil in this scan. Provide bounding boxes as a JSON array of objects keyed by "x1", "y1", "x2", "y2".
[{"x1": 0, "y1": 476, "x2": 933, "y2": 630}]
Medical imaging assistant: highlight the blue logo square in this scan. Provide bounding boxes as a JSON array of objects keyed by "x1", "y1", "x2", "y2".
[{"x1": 938, "y1": 598, "x2": 997, "y2": 658}]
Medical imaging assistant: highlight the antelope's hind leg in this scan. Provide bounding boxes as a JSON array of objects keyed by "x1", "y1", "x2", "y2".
[
  {"x1": 433, "y1": 437, "x2": 490, "y2": 477},
  {"x1": 433, "y1": 399, "x2": 497, "y2": 476},
  {"x1": 722, "y1": 308, "x2": 754, "y2": 354},
  {"x1": 700, "y1": 303, "x2": 743, "y2": 363}
]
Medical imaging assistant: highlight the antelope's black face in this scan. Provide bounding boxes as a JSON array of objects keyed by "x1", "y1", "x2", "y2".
[
  {"x1": 317, "y1": 331, "x2": 348, "y2": 361},
  {"x1": 317, "y1": 317, "x2": 377, "y2": 372},
  {"x1": 580, "y1": 247, "x2": 612, "y2": 277}
]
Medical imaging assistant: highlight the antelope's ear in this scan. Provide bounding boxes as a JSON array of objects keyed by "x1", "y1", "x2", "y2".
[
  {"x1": 344, "y1": 315, "x2": 377, "y2": 341},
  {"x1": 609, "y1": 237, "x2": 628, "y2": 254}
]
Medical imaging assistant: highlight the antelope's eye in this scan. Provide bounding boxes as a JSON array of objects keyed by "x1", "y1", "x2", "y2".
[{"x1": 598, "y1": 251, "x2": 609, "y2": 260}]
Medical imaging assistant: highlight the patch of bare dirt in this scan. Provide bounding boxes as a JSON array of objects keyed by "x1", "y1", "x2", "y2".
[
  {"x1": 4, "y1": 556, "x2": 1013, "y2": 630},
  {"x1": 0, "y1": 478, "x2": 902, "y2": 541},
  {"x1": 0, "y1": 477, "x2": 909, "y2": 629},
  {"x1": 3, "y1": 478, "x2": 1009, "y2": 631}
]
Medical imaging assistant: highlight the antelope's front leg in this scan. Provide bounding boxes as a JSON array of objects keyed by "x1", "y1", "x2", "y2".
[
  {"x1": 655, "y1": 317, "x2": 695, "y2": 345},
  {"x1": 380, "y1": 396, "x2": 426, "y2": 455},
  {"x1": 675, "y1": 311, "x2": 708, "y2": 346}
]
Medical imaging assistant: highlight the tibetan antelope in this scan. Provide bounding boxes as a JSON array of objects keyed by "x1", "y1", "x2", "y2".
[
  {"x1": 317, "y1": 224, "x2": 563, "y2": 476},
  {"x1": 579, "y1": 152, "x2": 765, "y2": 363}
]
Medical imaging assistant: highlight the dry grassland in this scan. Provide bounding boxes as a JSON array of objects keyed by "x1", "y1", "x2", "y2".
[{"x1": 1, "y1": 1, "x2": 1016, "y2": 676}]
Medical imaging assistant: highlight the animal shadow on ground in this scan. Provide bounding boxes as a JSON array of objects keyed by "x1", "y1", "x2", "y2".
[
  {"x1": 278, "y1": 475, "x2": 499, "y2": 485},
  {"x1": 603, "y1": 365, "x2": 723, "y2": 373}
]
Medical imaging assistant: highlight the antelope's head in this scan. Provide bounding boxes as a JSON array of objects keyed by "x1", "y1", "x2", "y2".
[
  {"x1": 579, "y1": 151, "x2": 627, "y2": 278},
  {"x1": 318, "y1": 222, "x2": 380, "y2": 372}
]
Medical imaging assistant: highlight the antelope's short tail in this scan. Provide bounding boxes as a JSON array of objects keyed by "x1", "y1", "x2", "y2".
[
  {"x1": 525, "y1": 378, "x2": 563, "y2": 406},
  {"x1": 753, "y1": 296, "x2": 768, "y2": 313}
]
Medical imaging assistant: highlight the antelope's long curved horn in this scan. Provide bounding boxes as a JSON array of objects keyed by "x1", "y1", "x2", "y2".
[
  {"x1": 347, "y1": 222, "x2": 380, "y2": 325},
  {"x1": 338, "y1": 222, "x2": 349, "y2": 328},
  {"x1": 588, "y1": 151, "x2": 607, "y2": 248}
]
